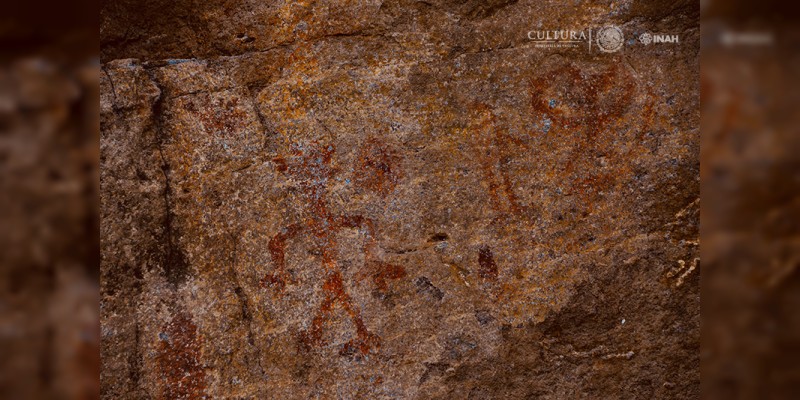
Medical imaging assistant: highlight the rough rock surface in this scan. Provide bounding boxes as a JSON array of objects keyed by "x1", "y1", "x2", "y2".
[{"x1": 101, "y1": 0, "x2": 699, "y2": 398}]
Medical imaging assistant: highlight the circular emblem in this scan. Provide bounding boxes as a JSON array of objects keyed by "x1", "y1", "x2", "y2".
[
  {"x1": 639, "y1": 32, "x2": 653, "y2": 45},
  {"x1": 596, "y1": 25, "x2": 624, "y2": 53}
]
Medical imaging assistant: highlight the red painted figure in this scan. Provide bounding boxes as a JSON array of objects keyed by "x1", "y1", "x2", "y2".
[{"x1": 261, "y1": 141, "x2": 404, "y2": 358}]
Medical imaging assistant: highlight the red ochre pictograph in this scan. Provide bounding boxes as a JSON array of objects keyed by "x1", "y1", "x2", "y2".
[
  {"x1": 261, "y1": 141, "x2": 405, "y2": 358},
  {"x1": 527, "y1": 64, "x2": 639, "y2": 215},
  {"x1": 467, "y1": 103, "x2": 531, "y2": 217},
  {"x1": 156, "y1": 311, "x2": 207, "y2": 400}
]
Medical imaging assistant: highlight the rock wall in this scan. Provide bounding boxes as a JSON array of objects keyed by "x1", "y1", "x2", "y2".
[{"x1": 101, "y1": 1, "x2": 699, "y2": 398}]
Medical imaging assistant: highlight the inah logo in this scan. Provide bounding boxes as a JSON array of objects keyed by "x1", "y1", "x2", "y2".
[
  {"x1": 639, "y1": 32, "x2": 679, "y2": 45},
  {"x1": 595, "y1": 25, "x2": 624, "y2": 52}
]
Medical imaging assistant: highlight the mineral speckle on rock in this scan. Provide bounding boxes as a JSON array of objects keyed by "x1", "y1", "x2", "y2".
[{"x1": 101, "y1": 0, "x2": 699, "y2": 398}]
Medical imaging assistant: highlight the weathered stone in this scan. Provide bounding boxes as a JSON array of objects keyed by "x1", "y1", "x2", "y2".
[{"x1": 101, "y1": 1, "x2": 699, "y2": 398}]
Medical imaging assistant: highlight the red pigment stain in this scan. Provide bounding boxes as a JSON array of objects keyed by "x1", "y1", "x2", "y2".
[
  {"x1": 263, "y1": 142, "x2": 404, "y2": 358},
  {"x1": 299, "y1": 271, "x2": 380, "y2": 358},
  {"x1": 183, "y1": 94, "x2": 248, "y2": 137},
  {"x1": 361, "y1": 261, "x2": 407, "y2": 293},
  {"x1": 356, "y1": 137, "x2": 401, "y2": 196},
  {"x1": 156, "y1": 311, "x2": 206, "y2": 400},
  {"x1": 272, "y1": 156, "x2": 288, "y2": 173},
  {"x1": 478, "y1": 245, "x2": 499, "y2": 280},
  {"x1": 528, "y1": 64, "x2": 639, "y2": 214},
  {"x1": 260, "y1": 222, "x2": 303, "y2": 292},
  {"x1": 468, "y1": 103, "x2": 529, "y2": 216}
]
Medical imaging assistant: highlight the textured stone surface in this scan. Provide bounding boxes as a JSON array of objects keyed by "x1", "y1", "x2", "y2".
[{"x1": 101, "y1": 1, "x2": 699, "y2": 398}]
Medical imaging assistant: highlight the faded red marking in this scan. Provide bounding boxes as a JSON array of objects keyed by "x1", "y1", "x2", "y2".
[
  {"x1": 528, "y1": 64, "x2": 639, "y2": 214},
  {"x1": 156, "y1": 311, "x2": 206, "y2": 400},
  {"x1": 529, "y1": 64, "x2": 635, "y2": 140},
  {"x1": 366, "y1": 261, "x2": 407, "y2": 293},
  {"x1": 477, "y1": 245, "x2": 498, "y2": 280},
  {"x1": 299, "y1": 271, "x2": 380, "y2": 358},
  {"x1": 183, "y1": 94, "x2": 248, "y2": 137},
  {"x1": 356, "y1": 137, "x2": 401, "y2": 196},
  {"x1": 260, "y1": 223, "x2": 303, "y2": 293},
  {"x1": 468, "y1": 103, "x2": 529, "y2": 216},
  {"x1": 272, "y1": 156, "x2": 288, "y2": 173},
  {"x1": 263, "y1": 142, "x2": 404, "y2": 358}
]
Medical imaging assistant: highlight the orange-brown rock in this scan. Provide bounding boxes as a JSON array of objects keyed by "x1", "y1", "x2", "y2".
[{"x1": 101, "y1": 1, "x2": 699, "y2": 398}]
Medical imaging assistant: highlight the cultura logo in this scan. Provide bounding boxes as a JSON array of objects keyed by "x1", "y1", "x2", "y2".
[
  {"x1": 639, "y1": 32, "x2": 653, "y2": 45},
  {"x1": 526, "y1": 29, "x2": 591, "y2": 49},
  {"x1": 527, "y1": 25, "x2": 625, "y2": 53}
]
